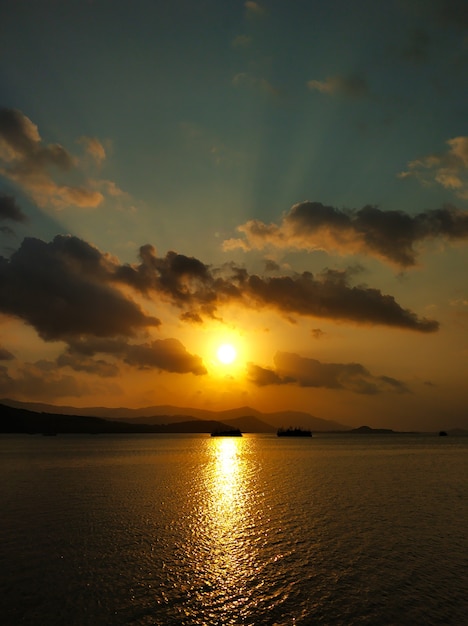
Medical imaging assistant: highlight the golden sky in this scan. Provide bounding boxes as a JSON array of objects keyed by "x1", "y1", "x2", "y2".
[{"x1": 1, "y1": 1, "x2": 468, "y2": 430}]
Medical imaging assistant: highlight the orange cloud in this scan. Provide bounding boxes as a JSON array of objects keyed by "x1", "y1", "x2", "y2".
[
  {"x1": 247, "y1": 352, "x2": 410, "y2": 395},
  {"x1": 0, "y1": 108, "x2": 105, "y2": 209},
  {"x1": 78, "y1": 136, "x2": 106, "y2": 164},
  {"x1": 399, "y1": 136, "x2": 468, "y2": 199},
  {"x1": 245, "y1": 1, "x2": 266, "y2": 18},
  {"x1": 307, "y1": 74, "x2": 369, "y2": 98}
]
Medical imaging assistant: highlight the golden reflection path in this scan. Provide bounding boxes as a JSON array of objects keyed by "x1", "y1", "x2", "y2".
[
  {"x1": 186, "y1": 436, "x2": 266, "y2": 622},
  {"x1": 205, "y1": 437, "x2": 249, "y2": 563},
  {"x1": 210, "y1": 437, "x2": 244, "y2": 526}
]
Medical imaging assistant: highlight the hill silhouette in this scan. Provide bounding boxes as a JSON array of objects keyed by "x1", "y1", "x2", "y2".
[
  {"x1": 1, "y1": 398, "x2": 347, "y2": 432},
  {"x1": 0, "y1": 403, "x2": 234, "y2": 435}
]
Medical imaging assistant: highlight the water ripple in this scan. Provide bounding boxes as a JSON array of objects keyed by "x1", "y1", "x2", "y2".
[{"x1": 1, "y1": 434, "x2": 467, "y2": 625}]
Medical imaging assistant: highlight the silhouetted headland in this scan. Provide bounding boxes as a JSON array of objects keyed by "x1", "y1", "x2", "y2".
[
  {"x1": 1, "y1": 401, "x2": 466, "y2": 436},
  {"x1": 0, "y1": 403, "x2": 236, "y2": 435},
  {"x1": 348, "y1": 425, "x2": 395, "y2": 434}
]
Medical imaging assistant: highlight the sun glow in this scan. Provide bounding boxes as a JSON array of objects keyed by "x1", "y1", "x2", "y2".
[
  {"x1": 194, "y1": 326, "x2": 249, "y2": 377},
  {"x1": 217, "y1": 343, "x2": 237, "y2": 364}
]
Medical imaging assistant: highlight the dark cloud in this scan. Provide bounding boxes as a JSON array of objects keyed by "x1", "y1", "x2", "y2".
[
  {"x1": 244, "y1": 269, "x2": 438, "y2": 332},
  {"x1": 116, "y1": 245, "x2": 226, "y2": 316},
  {"x1": 118, "y1": 244, "x2": 438, "y2": 332},
  {"x1": 224, "y1": 201, "x2": 468, "y2": 267},
  {"x1": 121, "y1": 339, "x2": 207, "y2": 374},
  {"x1": 0, "y1": 235, "x2": 160, "y2": 341},
  {"x1": 432, "y1": 0, "x2": 468, "y2": 28},
  {"x1": 0, "y1": 193, "x2": 27, "y2": 223},
  {"x1": 117, "y1": 245, "x2": 211, "y2": 296},
  {"x1": 0, "y1": 365, "x2": 15, "y2": 390},
  {"x1": 248, "y1": 352, "x2": 410, "y2": 395},
  {"x1": 264, "y1": 259, "x2": 280, "y2": 272},
  {"x1": 402, "y1": 0, "x2": 468, "y2": 29},
  {"x1": 311, "y1": 328, "x2": 325, "y2": 340},
  {"x1": 246, "y1": 363, "x2": 293, "y2": 386},
  {"x1": 56, "y1": 353, "x2": 120, "y2": 377},
  {"x1": 0, "y1": 233, "x2": 438, "y2": 362},
  {"x1": 66, "y1": 337, "x2": 207, "y2": 375},
  {"x1": 0, "y1": 346, "x2": 15, "y2": 360},
  {"x1": 0, "y1": 108, "x2": 103, "y2": 209},
  {"x1": 180, "y1": 311, "x2": 204, "y2": 324},
  {"x1": 0, "y1": 362, "x2": 91, "y2": 399}
]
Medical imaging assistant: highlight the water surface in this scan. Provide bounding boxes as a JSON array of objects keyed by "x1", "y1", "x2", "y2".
[{"x1": 1, "y1": 434, "x2": 467, "y2": 625}]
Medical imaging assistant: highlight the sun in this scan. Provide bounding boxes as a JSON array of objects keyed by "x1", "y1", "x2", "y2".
[{"x1": 217, "y1": 343, "x2": 237, "y2": 365}]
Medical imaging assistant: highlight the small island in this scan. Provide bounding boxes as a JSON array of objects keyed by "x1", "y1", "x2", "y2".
[
  {"x1": 277, "y1": 427, "x2": 312, "y2": 437},
  {"x1": 210, "y1": 428, "x2": 243, "y2": 437}
]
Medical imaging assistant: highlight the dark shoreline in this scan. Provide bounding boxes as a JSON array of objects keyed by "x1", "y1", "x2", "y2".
[{"x1": 1, "y1": 403, "x2": 466, "y2": 436}]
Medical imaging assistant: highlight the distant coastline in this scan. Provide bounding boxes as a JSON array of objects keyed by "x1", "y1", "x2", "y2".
[{"x1": 1, "y1": 400, "x2": 466, "y2": 436}]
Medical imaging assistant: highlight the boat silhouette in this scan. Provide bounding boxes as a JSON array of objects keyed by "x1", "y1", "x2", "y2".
[
  {"x1": 277, "y1": 427, "x2": 312, "y2": 437},
  {"x1": 210, "y1": 428, "x2": 242, "y2": 437}
]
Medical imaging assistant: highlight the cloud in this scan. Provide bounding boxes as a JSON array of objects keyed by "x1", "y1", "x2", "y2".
[
  {"x1": 118, "y1": 244, "x2": 438, "y2": 332},
  {"x1": 0, "y1": 235, "x2": 160, "y2": 342},
  {"x1": 437, "y1": 0, "x2": 468, "y2": 27},
  {"x1": 117, "y1": 245, "x2": 215, "y2": 304},
  {"x1": 116, "y1": 338, "x2": 207, "y2": 374},
  {"x1": 242, "y1": 269, "x2": 438, "y2": 332},
  {"x1": 223, "y1": 200, "x2": 468, "y2": 267},
  {"x1": 56, "y1": 352, "x2": 120, "y2": 377},
  {"x1": 0, "y1": 233, "x2": 438, "y2": 367},
  {"x1": 0, "y1": 193, "x2": 27, "y2": 223},
  {"x1": 78, "y1": 136, "x2": 106, "y2": 164},
  {"x1": 248, "y1": 352, "x2": 410, "y2": 395},
  {"x1": 66, "y1": 336, "x2": 207, "y2": 375},
  {"x1": 399, "y1": 136, "x2": 468, "y2": 199},
  {"x1": 0, "y1": 233, "x2": 208, "y2": 377},
  {"x1": 311, "y1": 328, "x2": 325, "y2": 340},
  {"x1": 400, "y1": 0, "x2": 468, "y2": 30},
  {"x1": 307, "y1": 74, "x2": 369, "y2": 98},
  {"x1": 180, "y1": 311, "x2": 204, "y2": 324},
  {"x1": 246, "y1": 362, "x2": 293, "y2": 386},
  {"x1": 0, "y1": 108, "x2": 104, "y2": 209},
  {"x1": 0, "y1": 346, "x2": 15, "y2": 360},
  {"x1": 245, "y1": 1, "x2": 267, "y2": 18},
  {"x1": 0, "y1": 235, "x2": 207, "y2": 377},
  {"x1": 264, "y1": 259, "x2": 280, "y2": 272},
  {"x1": 0, "y1": 361, "x2": 92, "y2": 400}
]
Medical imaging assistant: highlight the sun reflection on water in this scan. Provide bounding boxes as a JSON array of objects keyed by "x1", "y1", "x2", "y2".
[
  {"x1": 184, "y1": 436, "x2": 263, "y2": 620},
  {"x1": 213, "y1": 438, "x2": 241, "y2": 506},
  {"x1": 206, "y1": 437, "x2": 248, "y2": 547}
]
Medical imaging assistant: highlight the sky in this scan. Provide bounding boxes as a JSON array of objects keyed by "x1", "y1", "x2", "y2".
[{"x1": 1, "y1": 0, "x2": 467, "y2": 430}]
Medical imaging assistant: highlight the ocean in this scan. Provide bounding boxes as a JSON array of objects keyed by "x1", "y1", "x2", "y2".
[{"x1": 1, "y1": 433, "x2": 467, "y2": 625}]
